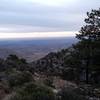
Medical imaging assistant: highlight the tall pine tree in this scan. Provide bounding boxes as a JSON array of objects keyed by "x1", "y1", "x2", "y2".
[{"x1": 74, "y1": 8, "x2": 100, "y2": 84}]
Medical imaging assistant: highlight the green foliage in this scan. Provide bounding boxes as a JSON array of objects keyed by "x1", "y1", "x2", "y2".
[
  {"x1": 7, "y1": 55, "x2": 19, "y2": 61},
  {"x1": 5, "y1": 54, "x2": 29, "y2": 71},
  {"x1": 10, "y1": 82, "x2": 55, "y2": 100},
  {"x1": 67, "y1": 8, "x2": 100, "y2": 84},
  {"x1": 7, "y1": 71, "x2": 33, "y2": 88},
  {"x1": 59, "y1": 87, "x2": 87, "y2": 100}
]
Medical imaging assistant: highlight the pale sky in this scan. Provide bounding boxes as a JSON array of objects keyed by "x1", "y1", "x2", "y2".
[
  {"x1": 0, "y1": 32, "x2": 77, "y2": 39},
  {"x1": 0, "y1": 0, "x2": 99, "y2": 38}
]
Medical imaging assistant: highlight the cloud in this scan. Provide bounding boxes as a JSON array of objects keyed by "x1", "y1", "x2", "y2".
[
  {"x1": 0, "y1": 25, "x2": 64, "y2": 33},
  {"x1": 0, "y1": 0, "x2": 99, "y2": 33}
]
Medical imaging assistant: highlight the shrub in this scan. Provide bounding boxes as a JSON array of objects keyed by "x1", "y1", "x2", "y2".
[
  {"x1": 58, "y1": 87, "x2": 87, "y2": 100},
  {"x1": 10, "y1": 82, "x2": 55, "y2": 100},
  {"x1": 8, "y1": 71, "x2": 33, "y2": 88}
]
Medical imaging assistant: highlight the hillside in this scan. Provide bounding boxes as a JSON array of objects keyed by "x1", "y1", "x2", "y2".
[{"x1": 0, "y1": 50, "x2": 100, "y2": 100}]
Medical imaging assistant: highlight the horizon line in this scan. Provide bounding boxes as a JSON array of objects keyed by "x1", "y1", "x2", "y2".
[{"x1": 0, "y1": 31, "x2": 78, "y2": 39}]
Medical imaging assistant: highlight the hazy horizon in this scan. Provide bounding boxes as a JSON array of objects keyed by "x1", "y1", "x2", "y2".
[{"x1": 0, "y1": 31, "x2": 77, "y2": 39}]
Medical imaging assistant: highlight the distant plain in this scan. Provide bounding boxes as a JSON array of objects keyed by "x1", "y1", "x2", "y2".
[{"x1": 0, "y1": 37, "x2": 77, "y2": 62}]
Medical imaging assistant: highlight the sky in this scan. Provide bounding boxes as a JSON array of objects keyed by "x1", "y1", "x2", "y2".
[{"x1": 0, "y1": 0, "x2": 100, "y2": 38}]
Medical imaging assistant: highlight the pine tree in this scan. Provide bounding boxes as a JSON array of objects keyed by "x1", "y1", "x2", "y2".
[{"x1": 75, "y1": 9, "x2": 100, "y2": 84}]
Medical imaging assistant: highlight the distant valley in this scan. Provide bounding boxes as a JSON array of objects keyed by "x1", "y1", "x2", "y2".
[{"x1": 0, "y1": 37, "x2": 77, "y2": 62}]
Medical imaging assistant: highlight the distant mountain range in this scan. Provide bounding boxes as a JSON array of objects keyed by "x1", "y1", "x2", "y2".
[{"x1": 0, "y1": 37, "x2": 78, "y2": 61}]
